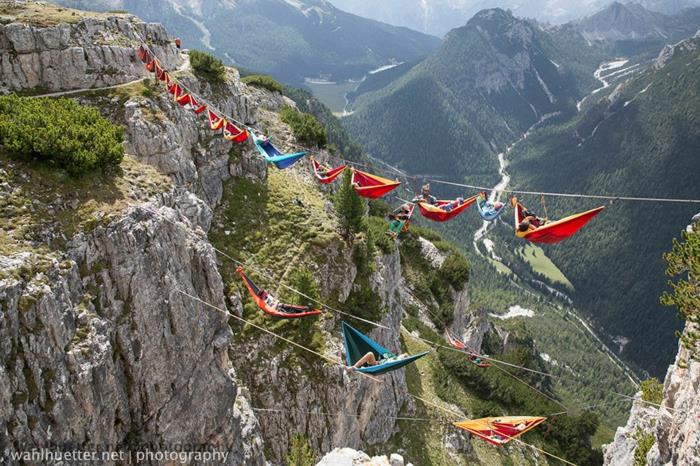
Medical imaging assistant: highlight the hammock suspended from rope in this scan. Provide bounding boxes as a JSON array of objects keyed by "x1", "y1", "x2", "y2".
[
  {"x1": 417, "y1": 194, "x2": 478, "y2": 222},
  {"x1": 236, "y1": 267, "x2": 322, "y2": 318},
  {"x1": 311, "y1": 157, "x2": 346, "y2": 184},
  {"x1": 512, "y1": 198, "x2": 604, "y2": 244},
  {"x1": 138, "y1": 45, "x2": 150, "y2": 63},
  {"x1": 387, "y1": 203, "x2": 415, "y2": 238},
  {"x1": 400, "y1": 203, "x2": 416, "y2": 233},
  {"x1": 155, "y1": 63, "x2": 169, "y2": 83},
  {"x1": 477, "y1": 192, "x2": 507, "y2": 221},
  {"x1": 224, "y1": 121, "x2": 248, "y2": 143},
  {"x1": 208, "y1": 110, "x2": 225, "y2": 131},
  {"x1": 453, "y1": 416, "x2": 546, "y2": 445},
  {"x1": 168, "y1": 82, "x2": 183, "y2": 99},
  {"x1": 445, "y1": 330, "x2": 491, "y2": 368},
  {"x1": 342, "y1": 322, "x2": 429, "y2": 375},
  {"x1": 252, "y1": 133, "x2": 307, "y2": 170},
  {"x1": 351, "y1": 169, "x2": 401, "y2": 199}
]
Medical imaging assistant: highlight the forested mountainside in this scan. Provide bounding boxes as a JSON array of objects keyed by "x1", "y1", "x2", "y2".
[
  {"x1": 344, "y1": 8, "x2": 596, "y2": 183},
  {"x1": 342, "y1": 3, "x2": 700, "y2": 377},
  {"x1": 505, "y1": 31, "x2": 700, "y2": 375},
  {"x1": 327, "y1": 0, "x2": 700, "y2": 36},
  {"x1": 0, "y1": 3, "x2": 640, "y2": 465},
  {"x1": 53, "y1": 0, "x2": 441, "y2": 84}
]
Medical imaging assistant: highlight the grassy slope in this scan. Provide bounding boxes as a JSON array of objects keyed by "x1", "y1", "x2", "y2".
[{"x1": 0, "y1": 152, "x2": 171, "y2": 258}]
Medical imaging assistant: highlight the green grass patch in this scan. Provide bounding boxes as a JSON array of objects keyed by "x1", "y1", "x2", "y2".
[
  {"x1": 0, "y1": 153, "x2": 171, "y2": 255},
  {"x1": 518, "y1": 243, "x2": 573, "y2": 290}
]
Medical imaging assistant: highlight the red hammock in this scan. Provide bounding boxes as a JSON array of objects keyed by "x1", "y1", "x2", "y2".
[
  {"x1": 193, "y1": 104, "x2": 208, "y2": 115},
  {"x1": 446, "y1": 330, "x2": 491, "y2": 368},
  {"x1": 145, "y1": 59, "x2": 156, "y2": 73},
  {"x1": 208, "y1": 110, "x2": 225, "y2": 131},
  {"x1": 223, "y1": 121, "x2": 248, "y2": 143},
  {"x1": 176, "y1": 92, "x2": 196, "y2": 107},
  {"x1": 168, "y1": 82, "x2": 183, "y2": 99},
  {"x1": 155, "y1": 64, "x2": 168, "y2": 82},
  {"x1": 454, "y1": 417, "x2": 547, "y2": 446},
  {"x1": 351, "y1": 169, "x2": 401, "y2": 199},
  {"x1": 236, "y1": 267, "x2": 322, "y2": 318},
  {"x1": 417, "y1": 195, "x2": 478, "y2": 222},
  {"x1": 513, "y1": 199, "x2": 604, "y2": 244},
  {"x1": 138, "y1": 46, "x2": 150, "y2": 63},
  {"x1": 311, "y1": 157, "x2": 346, "y2": 184}
]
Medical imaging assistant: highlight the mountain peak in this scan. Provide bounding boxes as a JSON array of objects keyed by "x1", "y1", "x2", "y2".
[
  {"x1": 469, "y1": 7, "x2": 517, "y2": 26},
  {"x1": 577, "y1": 1, "x2": 671, "y2": 41}
]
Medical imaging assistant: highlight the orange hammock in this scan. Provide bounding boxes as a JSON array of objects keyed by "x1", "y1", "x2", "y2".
[
  {"x1": 208, "y1": 110, "x2": 225, "y2": 131},
  {"x1": 311, "y1": 157, "x2": 346, "y2": 184},
  {"x1": 351, "y1": 169, "x2": 401, "y2": 199},
  {"x1": 454, "y1": 416, "x2": 546, "y2": 445},
  {"x1": 236, "y1": 266, "x2": 322, "y2": 318},
  {"x1": 417, "y1": 194, "x2": 478, "y2": 222},
  {"x1": 512, "y1": 198, "x2": 604, "y2": 244}
]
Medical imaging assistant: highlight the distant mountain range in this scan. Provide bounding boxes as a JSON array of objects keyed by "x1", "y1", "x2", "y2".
[
  {"x1": 54, "y1": 0, "x2": 441, "y2": 84},
  {"x1": 577, "y1": 1, "x2": 700, "y2": 41},
  {"x1": 327, "y1": 0, "x2": 700, "y2": 36},
  {"x1": 343, "y1": 8, "x2": 597, "y2": 180}
]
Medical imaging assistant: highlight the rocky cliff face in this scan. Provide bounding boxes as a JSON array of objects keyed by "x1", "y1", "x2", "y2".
[
  {"x1": 603, "y1": 321, "x2": 700, "y2": 466},
  {"x1": 0, "y1": 205, "x2": 264, "y2": 464},
  {"x1": 0, "y1": 4, "x2": 181, "y2": 93},
  {"x1": 0, "y1": 3, "x2": 271, "y2": 463}
]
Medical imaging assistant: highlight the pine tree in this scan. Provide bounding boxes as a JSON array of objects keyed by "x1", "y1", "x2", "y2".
[
  {"x1": 290, "y1": 268, "x2": 320, "y2": 307},
  {"x1": 334, "y1": 169, "x2": 365, "y2": 235},
  {"x1": 661, "y1": 219, "x2": 700, "y2": 362},
  {"x1": 285, "y1": 434, "x2": 315, "y2": 466}
]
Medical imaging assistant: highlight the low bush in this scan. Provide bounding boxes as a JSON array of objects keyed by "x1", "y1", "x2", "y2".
[
  {"x1": 189, "y1": 49, "x2": 226, "y2": 84},
  {"x1": 279, "y1": 106, "x2": 327, "y2": 148},
  {"x1": 241, "y1": 74, "x2": 284, "y2": 93},
  {"x1": 0, "y1": 94, "x2": 123, "y2": 176},
  {"x1": 439, "y1": 253, "x2": 470, "y2": 290},
  {"x1": 640, "y1": 377, "x2": 663, "y2": 404}
]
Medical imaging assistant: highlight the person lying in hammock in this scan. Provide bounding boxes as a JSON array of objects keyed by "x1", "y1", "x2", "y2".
[
  {"x1": 345, "y1": 351, "x2": 410, "y2": 372},
  {"x1": 386, "y1": 203, "x2": 412, "y2": 239},
  {"x1": 412, "y1": 184, "x2": 438, "y2": 205},
  {"x1": 478, "y1": 192, "x2": 505, "y2": 216},
  {"x1": 258, "y1": 290, "x2": 312, "y2": 314},
  {"x1": 517, "y1": 205, "x2": 549, "y2": 234},
  {"x1": 442, "y1": 197, "x2": 465, "y2": 212}
]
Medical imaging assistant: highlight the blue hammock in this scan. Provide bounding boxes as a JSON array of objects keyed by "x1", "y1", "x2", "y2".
[
  {"x1": 253, "y1": 134, "x2": 307, "y2": 169},
  {"x1": 341, "y1": 322, "x2": 429, "y2": 375},
  {"x1": 477, "y1": 193, "x2": 506, "y2": 221}
]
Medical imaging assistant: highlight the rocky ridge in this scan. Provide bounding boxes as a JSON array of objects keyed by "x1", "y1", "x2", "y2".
[
  {"x1": 0, "y1": 4, "x2": 181, "y2": 93},
  {"x1": 603, "y1": 321, "x2": 699, "y2": 466}
]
